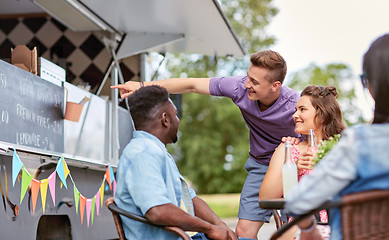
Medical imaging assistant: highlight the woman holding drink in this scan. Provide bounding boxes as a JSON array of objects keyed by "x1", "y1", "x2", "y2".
[{"x1": 258, "y1": 85, "x2": 346, "y2": 239}]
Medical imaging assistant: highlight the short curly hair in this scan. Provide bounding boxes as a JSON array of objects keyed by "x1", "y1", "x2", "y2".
[
  {"x1": 301, "y1": 85, "x2": 346, "y2": 140},
  {"x1": 128, "y1": 85, "x2": 169, "y2": 130}
]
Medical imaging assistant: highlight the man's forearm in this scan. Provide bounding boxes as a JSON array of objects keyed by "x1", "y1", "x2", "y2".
[
  {"x1": 192, "y1": 196, "x2": 227, "y2": 227},
  {"x1": 145, "y1": 203, "x2": 214, "y2": 233},
  {"x1": 145, "y1": 78, "x2": 211, "y2": 95}
]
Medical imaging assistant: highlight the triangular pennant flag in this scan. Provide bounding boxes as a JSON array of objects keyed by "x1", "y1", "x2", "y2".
[
  {"x1": 12, "y1": 150, "x2": 23, "y2": 186},
  {"x1": 40, "y1": 179, "x2": 48, "y2": 213},
  {"x1": 86, "y1": 199, "x2": 92, "y2": 228},
  {"x1": 61, "y1": 158, "x2": 70, "y2": 189},
  {"x1": 20, "y1": 167, "x2": 33, "y2": 204},
  {"x1": 63, "y1": 156, "x2": 70, "y2": 179},
  {"x1": 113, "y1": 179, "x2": 117, "y2": 198},
  {"x1": 104, "y1": 167, "x2": 112, "y2": 190},
  {"x1": 100, "y1": 182, "x2": 104, "y2": 207},
  {"x1": 55, "y1": 156, "x2": 67, "y2": 189},
  {"x1": 48, "y1": 172, "x2": 56, "y2": 205},
  {"x1": 31, "y1": 178, "x2": 41, "y2": 214},
  {"x1": 73, "y1": 184, "x2": 80, "y2": 214},
  {"x1": 91, "y1": 197, "x2": 96, "y2": 225},
  {"x1": 95, "y1": 191, "x2": 100, "y2": 216},
  {"x1": 109, "y1": 165, "x2": 115, "y2": 182},
  {"x1": 80, "y1": 195, "x2": 86, "y2": 224}
]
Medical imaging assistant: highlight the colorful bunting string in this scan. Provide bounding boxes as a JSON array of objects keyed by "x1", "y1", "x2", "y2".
[{"x1": 10, "y1": 150, "x2": 115, "y2": 227}]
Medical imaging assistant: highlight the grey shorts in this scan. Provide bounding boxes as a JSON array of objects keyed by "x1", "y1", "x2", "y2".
[{"x1": 238, "y1": 158, "x2": 287, "y2": 222}]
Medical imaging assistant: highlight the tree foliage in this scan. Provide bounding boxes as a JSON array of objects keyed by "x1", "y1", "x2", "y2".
[{"x1": 287, "y1": 63, "x2": 365, "y2": 125}]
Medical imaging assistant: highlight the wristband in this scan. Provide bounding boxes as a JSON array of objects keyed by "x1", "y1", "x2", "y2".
[{"x1": 299, "y1": 218, "x2": 316, "y2": 233}]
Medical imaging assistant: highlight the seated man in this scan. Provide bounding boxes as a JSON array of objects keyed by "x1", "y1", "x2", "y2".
[{"x1": 114, "y1": 85, "x2": 237, "y2": 240}]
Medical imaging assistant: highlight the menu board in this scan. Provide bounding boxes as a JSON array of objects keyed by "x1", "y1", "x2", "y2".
[{"x1": 0, "y1": 60, "x2": 64, "y2": 152}]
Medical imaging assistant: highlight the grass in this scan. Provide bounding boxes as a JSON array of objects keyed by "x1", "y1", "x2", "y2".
[{"x1": 198, "y1": 193, "x2": 240, "y2": 219}]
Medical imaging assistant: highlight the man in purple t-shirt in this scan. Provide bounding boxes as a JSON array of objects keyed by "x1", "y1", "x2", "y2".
[{"x1": 112, "y1": 50, "x2": 300, "y2": 239}]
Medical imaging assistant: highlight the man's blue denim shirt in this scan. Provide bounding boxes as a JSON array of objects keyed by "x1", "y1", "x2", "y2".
[{"x1": 114, "y1": 131, "x2": 196, "y2": 240}]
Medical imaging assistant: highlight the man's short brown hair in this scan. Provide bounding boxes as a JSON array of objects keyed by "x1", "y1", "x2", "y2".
[{"x1": 250, "y1": 50, "x2": 287, "y2": 84}]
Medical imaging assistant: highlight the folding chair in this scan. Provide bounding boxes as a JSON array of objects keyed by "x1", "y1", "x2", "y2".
[
  {"x1": 259, "y1": 189, "x2": 389, "y2": 240},
  {"x1": 105, "y1": 197, "x2": 191, "y2": 240}
]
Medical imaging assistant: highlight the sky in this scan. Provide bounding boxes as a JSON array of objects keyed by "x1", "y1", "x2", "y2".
[
  {"x1": 268, "y1": 0, "x2": 389, "y2": 77},
  {"x1": 266, "y1": 0, "x2": 389, "y2": 120}
]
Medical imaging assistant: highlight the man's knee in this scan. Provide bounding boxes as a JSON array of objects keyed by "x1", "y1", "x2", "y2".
[{"x1": 235, "y1": 219, "x2": 264, "y2": 238}]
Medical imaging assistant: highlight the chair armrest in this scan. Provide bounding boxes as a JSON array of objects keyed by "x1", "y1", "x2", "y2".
[
  {"x1": 105, "y1": 198, "x2": 191, "y2": 240},
  {"x1": 259, "y1": 198, "x2": 285, "y2": 210},
  {"x1": 260, "y1": 199, "x2": 341, "y2": 240},
  {"x1": 107, "y1": 201, "x2": 150, "y2": 224}
]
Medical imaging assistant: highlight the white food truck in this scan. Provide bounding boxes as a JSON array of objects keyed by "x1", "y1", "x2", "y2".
[{"x1": 0, "y1": 0, "x2": 245, "y2": 238}]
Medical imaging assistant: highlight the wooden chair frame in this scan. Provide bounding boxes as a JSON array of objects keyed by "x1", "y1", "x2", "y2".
[
  {"x1": 259, "y1": 189, "x2": 389, "y2": 240},
  {"x1": 105, "y1": 197, "x2": 191, "y2": 240}
]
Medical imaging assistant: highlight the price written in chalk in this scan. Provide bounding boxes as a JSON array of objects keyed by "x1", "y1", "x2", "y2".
[
  {"x1": 0, "y1": 73, "x2": 6, "y2": 88},
  {"x1": 1, "y1": 110, "x2": 9, "y2": 124}
]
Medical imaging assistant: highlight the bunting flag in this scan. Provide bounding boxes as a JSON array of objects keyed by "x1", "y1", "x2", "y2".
[
  {"x1": 55, "y1": 156, "x2": 68, "y2": 189},
  {"x1": 99, "y1": 182, "x2": 104, "y2": 208},
  {"x1": 20, "y1": 167, "x2": 33, "y2": 204},
  {"x1": 63, "y1": 156, "x2": 70, "y2": 181},
  {"x1": 73, "y1": 184, "x2": 80, "y2": 214},
  {"x1": 80, "y1": 195, "x2": 86, "y2": 224},
  {"x1": 95, "y1": 190, "x2": 100, "y2": 216},
  {"x1": 109, "y1": 165, "x2": 115, "y2": 182},
  {"x1": 31, "y1": 178, "x2": 41, "y2": 214},
  {"x1": 104, "y1": 167, "x2": 112, "y2": 190},
  {"x1": 12, "y1": 150, "x2": 23, "y2": 186},
  {"x1": 48, "y1": 172, "x2": 56, "y2": 205},
  {"x1": 91, "y1": 197, "x2": 96, "y2": 225},
  {"x1": 40, "y1": 179, "x2": 49, "y2": 213},
  {"x1": 86, "y1": 198, "x2": 92, "y2": 227}
]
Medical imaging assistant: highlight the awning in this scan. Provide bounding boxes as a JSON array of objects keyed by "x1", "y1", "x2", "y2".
[{"x1": 1, "y1": 0, "x2": 246, "y2": 59}]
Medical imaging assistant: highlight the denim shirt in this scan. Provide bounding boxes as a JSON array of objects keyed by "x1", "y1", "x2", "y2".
[
  {"x1": 114, "y1": 131, "x2": 196, "y2": 240},
  {"x1": 285, "y1": 123, "x2": 389, "y2": 240}
]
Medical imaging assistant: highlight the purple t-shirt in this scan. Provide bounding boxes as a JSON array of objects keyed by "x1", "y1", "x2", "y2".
[{"x1": 209, "y1": 76, "x2": 299, "y2": 165}]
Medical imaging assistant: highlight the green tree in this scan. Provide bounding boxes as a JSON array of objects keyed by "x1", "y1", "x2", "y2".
[
  {"x1": 288, "y1": 63, "x2": 365, "y2": 125},
  {"x1": 164, "y1": 0, "x2": 279, "y2": 194}
]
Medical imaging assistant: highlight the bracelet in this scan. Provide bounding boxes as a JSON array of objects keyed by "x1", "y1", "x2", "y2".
[{"x1": 299, "y1": 218, "x2": 316, "y2": 233}]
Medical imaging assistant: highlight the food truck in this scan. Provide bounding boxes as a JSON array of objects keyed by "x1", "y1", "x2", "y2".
[{"x1": 0, "y1": 0, "x2": 245, "y2": 238}]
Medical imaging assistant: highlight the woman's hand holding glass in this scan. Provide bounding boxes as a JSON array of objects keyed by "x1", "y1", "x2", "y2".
[{"x1": 296, "y1": 150, "x2": 315, "y2": 171}]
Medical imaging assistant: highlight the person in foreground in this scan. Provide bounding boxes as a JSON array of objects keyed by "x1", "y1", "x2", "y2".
[
  {"x1": 112, "y1": 50, "x2": 300, "y2": 239},
  {"x1": 259, "y1": 85, "x2": 346, "y2": 239},
  {"x1": 114, "y1": 85, "x2": 237, "y2": 240},
  {"x1": 285, "y1": 34, "x2": 389, "y2": 240}
]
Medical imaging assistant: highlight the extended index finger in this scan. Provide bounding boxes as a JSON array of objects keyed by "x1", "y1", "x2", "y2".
[{"x1": 110, "y1": 84, "x2": 124, "y2": 89}]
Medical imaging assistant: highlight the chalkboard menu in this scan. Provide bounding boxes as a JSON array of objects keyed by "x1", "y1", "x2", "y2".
[{"x1": 0, "y1": 60, "x2": 64, "y2": 152}]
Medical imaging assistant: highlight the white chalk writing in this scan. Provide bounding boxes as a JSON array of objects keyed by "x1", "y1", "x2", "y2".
[
  {"x1": 16, "y1": 132, "x2": 41, "y2": 147},
  {"x1": 15, "y1": 103, "x2": 63, "y2": 135},
  {"x1": 0, "y1": 73, "x2": 6, "y2": 88}
]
